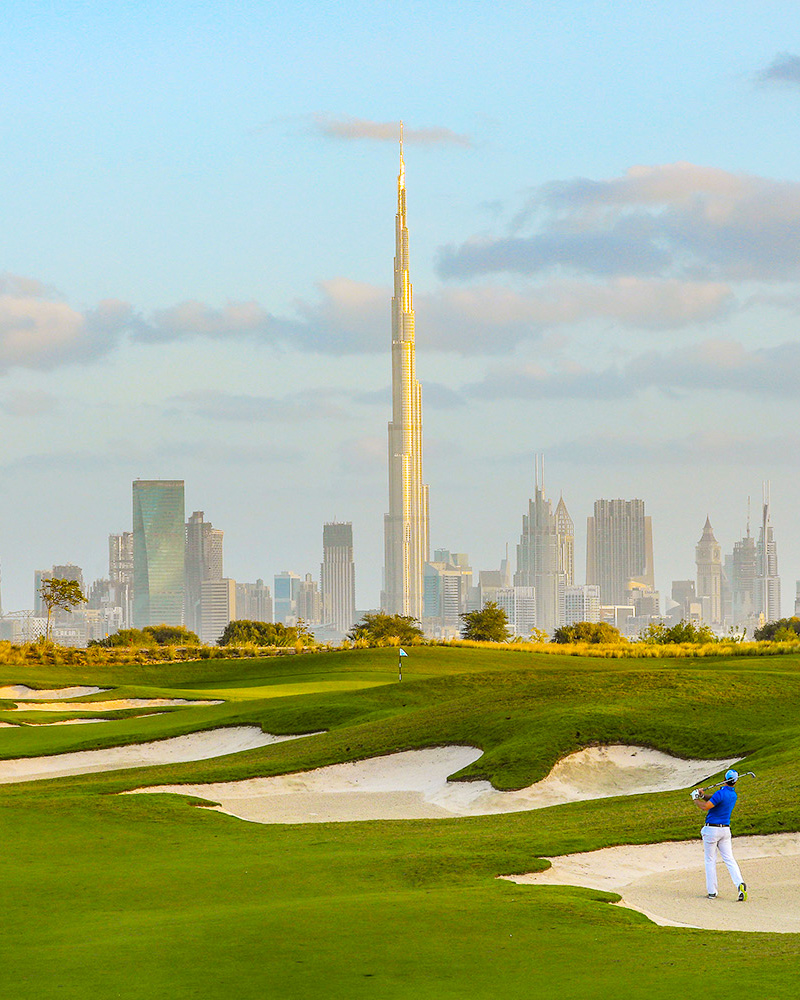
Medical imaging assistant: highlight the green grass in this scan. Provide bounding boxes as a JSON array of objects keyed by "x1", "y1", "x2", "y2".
[{"x1": 3, "y1": 646, "x2": 800, "y2": 998}]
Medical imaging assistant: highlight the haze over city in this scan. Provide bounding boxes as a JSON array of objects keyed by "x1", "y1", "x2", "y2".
[{"x1": 2, "y1": 2, "x2": 800, "y2": 618}]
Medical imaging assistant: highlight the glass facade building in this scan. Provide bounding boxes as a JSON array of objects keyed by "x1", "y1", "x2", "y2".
[{"x1": 132, "y1": 480, "x2": 185, "y2": 628}]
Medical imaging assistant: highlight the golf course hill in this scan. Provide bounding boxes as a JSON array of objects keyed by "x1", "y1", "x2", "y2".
[{"x1": 2, "y1": 643, "x2": 800, "y2": 999}]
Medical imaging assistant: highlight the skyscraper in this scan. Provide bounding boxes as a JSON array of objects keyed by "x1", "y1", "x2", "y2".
[
  {"x1": 274, "y1": 571, "x2": 301, "y2": 625},
  {"x1": 321, "y1": 521, "x2": 356, "y2": 634},
  {"x1": 586, "y1": 499, "x2": 654, "y2": 607},
  {"x1": 185, "y1": 511, "x2": 224, "y2": 635},
  {"x1": 383, "y1": 127, "x2": 429, "y2": 620},
  {"x1": 109, "y1": 532, "x2": 133, "y2": 626},
  {"x1": 695, "y1": 517, "x2": 722, "y2": 625},
  {"x1": 755, "y1": 482, "x2": 781, "y2": 622},
  {"x1": 513, "y1": 460, "x2": 571, "y2": 633},
  {"x1": 200, "y1": 578, "x2": 236, "y2": 645},
  {"x1": 729, "y1": 516, "x2": 757, "y2": 628},
  {"x1": 132, "y1": 480, "x2": 185, "y2": 628}
]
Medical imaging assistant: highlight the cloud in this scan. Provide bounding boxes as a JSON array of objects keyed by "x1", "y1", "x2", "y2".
[
  {"x1": 551, "y1": 431, "x2": 800, "y2": 468},
  {"x1": 439, "y1": 163, "x2": 800, "y2": 282},
  {"x1": 0, "y1": 268, "x2": 741, "y2": 375},
  {"x1": 168, "y1": 390, "x2": 348, "y2": 423},
  {"x1": 143, "y1": 300, "x2": 296, "y2": 344},
  {"x1": 0, "y1": 274, "x2": 142, "y2": 373},
  {"x1": 468, "y1": 339, "x2": 800, "y2": 401},
  {"x1": 0, "y1": 389, "x2": 57, "y2": 417},
  {"x1": 757, "y1": 52, "x2": 800, "y2": 86},
  {"x1": 311, "y1": 115, "x2": 472, "y2": 147}
]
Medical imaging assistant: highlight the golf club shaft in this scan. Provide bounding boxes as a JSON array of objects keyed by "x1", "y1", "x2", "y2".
[{"x1": 701, "y1": 770, "x2": 756, "y2": 791}]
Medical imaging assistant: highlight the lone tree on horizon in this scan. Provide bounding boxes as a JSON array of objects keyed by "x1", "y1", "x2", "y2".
[
  {"x1": 39, "y1": 578, "x2": 87, "y2": 642},
  {"x1": 459, "y1": 601, "x2": 510, "y2": 643}
]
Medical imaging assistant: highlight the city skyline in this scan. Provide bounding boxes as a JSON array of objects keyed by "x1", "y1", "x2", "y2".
[{"x1": 1, "y1": 4, "x2": 800, "y2": 614}]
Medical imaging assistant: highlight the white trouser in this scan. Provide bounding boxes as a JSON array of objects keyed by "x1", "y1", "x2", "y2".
[{"x1": 701, "y1": 825, "x2": 743, "y2": 894}]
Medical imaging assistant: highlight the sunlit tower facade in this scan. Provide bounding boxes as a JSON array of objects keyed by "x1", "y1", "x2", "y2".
[{"x1": 383, "y1": 126, "x2": 429, "y2": 619}]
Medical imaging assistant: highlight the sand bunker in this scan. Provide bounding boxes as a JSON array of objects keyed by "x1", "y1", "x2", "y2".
[
  {"x1": 0, "y1": 727, "x2": 316, "y2": 784},
  {"x1": 28, "y1": 718, "x2": 112, "y2": 726},
  {"x1": 0, "y1": 685, "x2": 106, "y2": 700},
  {"x1": 503, "y1": 833, "x2": 800, "y2": 934},
  {"x1": 131, "y1": 744, "x2": 741, "y2": 825},
  {"x1": 11, "y1": 698, "x2": 223, "y2": 712}
]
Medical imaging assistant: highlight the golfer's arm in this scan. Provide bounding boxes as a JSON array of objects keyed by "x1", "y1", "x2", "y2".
[{"x1": 694, "y1": 798, "x2": 714, "y2": 813}]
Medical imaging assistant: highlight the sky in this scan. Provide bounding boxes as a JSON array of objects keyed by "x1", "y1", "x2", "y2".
[{"x1": 2, "y1": 1, "x2": 800, "y2": 615}]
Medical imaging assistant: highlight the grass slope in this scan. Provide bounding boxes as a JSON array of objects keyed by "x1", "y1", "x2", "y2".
[{"x1": 2, "y1": 646, "x2": 800, "y2": 998}]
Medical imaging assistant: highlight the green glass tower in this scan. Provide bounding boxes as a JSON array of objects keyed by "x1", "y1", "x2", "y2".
[{"x1": 132, "y1": 479, "x2": 185, "y2": 628}]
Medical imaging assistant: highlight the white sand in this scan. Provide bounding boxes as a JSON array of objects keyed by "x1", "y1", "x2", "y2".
[
  {"x1": 29, "y1": 718, "x2": 112, "y2": 726},
  {"x1": 0, "y1": 721, "x2": 20, "y2": 728},
  {"x1": 131, "y1": 744, "x2": 741, "y2": 825},
  {"x1": 0, "y1": 727, "x2": 316, "y2": 783},
  {"x1": 11, "y1": 698, "x2": 223, "y2": 712},
  {"x1": 503, "y1": 834, "x2": 800, "y2": 933},
  {"x1": 0, "y1": 685, "x2": 106, "y2": 700}
]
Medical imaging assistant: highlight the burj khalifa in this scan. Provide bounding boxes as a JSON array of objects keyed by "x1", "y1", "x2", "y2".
[{"x1": 382, "y1": 127, "x2": 429, "y2": 619}]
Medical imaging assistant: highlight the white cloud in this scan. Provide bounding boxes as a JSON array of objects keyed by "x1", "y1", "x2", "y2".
[
  {"x1": 468, "y1": 338, "x2": 800, "y2": 400},
  {"x1": 439, "y1": 163, "x2": 800, "y2": 282},
  {"x1": 311, "y1": 115, "x2": 472, "y2": 147}
]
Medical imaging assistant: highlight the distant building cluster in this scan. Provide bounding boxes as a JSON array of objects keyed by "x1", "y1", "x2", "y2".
[
  {"x1": 375, "y1": 139, "x2": 787, "y2": 641},
  {"x1": 0, "y1": 480, "x2": 357, "y2": 647}
]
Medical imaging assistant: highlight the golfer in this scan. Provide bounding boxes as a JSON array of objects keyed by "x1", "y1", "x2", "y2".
[{"x1": 693, "y1": 769, "x2": 747, "y2": 901}]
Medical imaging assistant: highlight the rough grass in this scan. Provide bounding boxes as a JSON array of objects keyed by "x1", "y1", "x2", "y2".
[{"x1": 2, "y1": 645, "x2": 800, "y2": 998}]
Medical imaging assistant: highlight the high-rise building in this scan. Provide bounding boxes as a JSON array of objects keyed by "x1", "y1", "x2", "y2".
[
  {"x1": 564, "y1": 585, "x2": 601, "y2": 626},
  {"x1": 586, "y1": 499, "x2": 654, "y2": 607},
  {"x1": 185, "y1": 511, "x2": 224, "y2": 636},
  {"x1": 52, "y1": 564, "x2": 85, "y2": 592},
  {"x1": 321, "y1": 521, "x2": 356, "y2": 634},
  {"x1": 554, "y1": 496, "x2": 574, "y2": 587},
  {"x1": 109, "y1": 533, "x2": 133, "y2": 584},
  {"x1": 274, "y1": 571, "x2": 301, "y2": 625},
  {"x1": 794, "y1": 582, "x2": 800, "y2": 618},
  {"x1": 33, "y1": 569, "x2": 52, "y2": 616},
  {"x1": 729, "y1": 525, "x2": 757, "y2": 628},
  {"x1": 755, "y1": 483, "x2": 781, "y2": 623},
  {"x1": 296, "y1": 574, "x2": 322, "y2": 625},
  {"x1": 132, "y1": 479, "x2": 185, "y2": 628},
  {"x1": 514, "y1": 460, "x2": 571, "y2": 633},
  {"x1": 200, "y1": 578, "x2": 236, "y2": 645},
  {"x1": 108, "y1": 532, "x2": 133, "y2": 626},
  {"x1": 496, "y1": 586, "x2": 537, "y2": 638},
  {"x1": 236, "y1": 580, "x2": 272, "y2": 623},
  {"x1": 695, "y1": 517, "x2": 722, "y2": 625},
  {"x1": 383, "y1": 128, "x2": 429, "y2": 620}
]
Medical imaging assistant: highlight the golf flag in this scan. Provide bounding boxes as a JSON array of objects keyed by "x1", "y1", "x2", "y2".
[
  {"x1": 399, "y1": 649, "x2": 408, "y2": 657},
  {"x1": 398, "y1": 647, "x2": 407, "y2": 682}
]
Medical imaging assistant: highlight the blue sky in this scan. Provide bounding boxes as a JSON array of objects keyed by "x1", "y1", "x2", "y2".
[{"x1": 2, "y1": 1, "x2": 800, "y2": 613}]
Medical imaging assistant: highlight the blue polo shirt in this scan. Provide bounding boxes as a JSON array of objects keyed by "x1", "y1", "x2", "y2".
[{"x1": 706, "y1": 784, "x2": 737, "y2": 825}]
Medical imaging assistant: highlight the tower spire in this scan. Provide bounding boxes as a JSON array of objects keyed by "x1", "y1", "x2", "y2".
[{"x1": 383, "y1": 130, "x2": 429, "y2": 618}]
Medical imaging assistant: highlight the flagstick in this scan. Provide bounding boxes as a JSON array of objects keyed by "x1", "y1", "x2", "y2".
[{"x1": 398, "y1": 647, "x2": 402, "y2": 682}]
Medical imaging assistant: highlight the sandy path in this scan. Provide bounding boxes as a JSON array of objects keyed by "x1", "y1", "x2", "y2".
[
  {"x1": 0, "y1": 685, "x2": 106, "y2": 700},
  {"x1": 131, "y1": 744, "x2": 741, "y2": 825},
  {"x1": 11, "y1": 698, "x2": 223, "y2": 712},
  {"x1": 503, "y1": 834, "x2": 800, "y2": 933},
  {"x1": 0, "y1": 727, "x2": 316, "y2": 783}
]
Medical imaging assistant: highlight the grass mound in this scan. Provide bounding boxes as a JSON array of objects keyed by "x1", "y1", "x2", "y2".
[{"x1": 2, "y1": 645, "x2": 800, "y2": 998}]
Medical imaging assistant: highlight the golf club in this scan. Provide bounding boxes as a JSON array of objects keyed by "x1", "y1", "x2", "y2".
[{"x1": 690, "y1": 771, "x2": 756, "y2": 798}]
